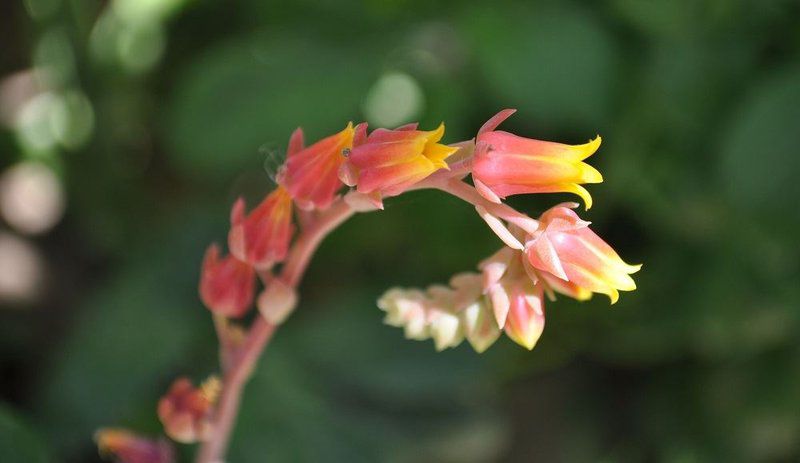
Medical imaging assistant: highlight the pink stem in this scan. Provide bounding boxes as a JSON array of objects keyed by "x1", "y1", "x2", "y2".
[
  {"x1": 433, "y1": 178, "x2": 539, "y2": 233},
  {"x1": 196, "y1": 199, "x2": 355, "y2": 463}
]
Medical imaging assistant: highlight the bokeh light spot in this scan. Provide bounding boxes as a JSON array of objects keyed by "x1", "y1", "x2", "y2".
[
  {"x1": 363, "y1": 72, "x2": 424, "y2": 128},
  {"x1": 0, "y1": 162, "x2": 65, "y2": 235},
  {"x1": 0, "y1": 232, "x2": 44, "y2": 305}
]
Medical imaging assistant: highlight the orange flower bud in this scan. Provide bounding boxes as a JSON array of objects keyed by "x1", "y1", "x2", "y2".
[
  {"x1": 228, "y1": 187, "x2": 294, "y2": 270},
  {"x1": 95, "y1": 428, "x2": 174, "y2": 463},
  {"x1": 199, "y1": 244, "x2": 255, "y2": 317},
  {"x1": 157, "y1": 377, "x2": 220, "y2": 444}
]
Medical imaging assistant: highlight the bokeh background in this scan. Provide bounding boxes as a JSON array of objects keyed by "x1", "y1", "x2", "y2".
[{"x1": 2, "y1": 0, "x2": 800, "y2": 462}]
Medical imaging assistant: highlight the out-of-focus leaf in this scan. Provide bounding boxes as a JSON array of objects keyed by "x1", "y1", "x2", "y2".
[
  {"x1": 0, "y1": 403, "x2": 50, "y2": 463},
  {"x1": 460, "y1": 2, "x2": 619, "y2": 130},
  {"x1": 34, "y1": 209, "x2": 217, "y2": 455},
  {"x1": 720, "y1": 66, "x2": 800, "y2": 226},
  {"x1": 165, "y1": 34, "x2": 379, "y2": 182}
]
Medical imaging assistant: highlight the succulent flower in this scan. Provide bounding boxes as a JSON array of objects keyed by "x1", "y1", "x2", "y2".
[
  {"x1": 526, "y1": 203, "x2": 641, "y2": 303},
  {"x1": 341, "y1": 123, "x2": 458, "y2": 205},
  {"x1": 280, "y1": 123, "x2": 355, "y2": 210},
  {"x1": 472, "y1": 109, "x2": 602, "y2": 209}
]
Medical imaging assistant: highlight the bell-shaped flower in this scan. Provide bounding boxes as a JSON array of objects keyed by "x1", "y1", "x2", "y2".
[
  {"x1": 95, "y1": 429, "x2": 174, "y2": 463},
  {"x1": 525, "y1": 203, "x2": 641, "y2": 303},
  {"x1": 228, "y1": 186, "x2": 294, "y2": 269},
  {"x1": 279, "y1": 123, "x2": 355, "y2": 210},
  {"x1": 199, "y1": 244, "x2": 255, "y2": 318},
  {"x1": 472, "y1": 109, "x2": 602, "y2": 209},
  {"x1": 342, "y1": 123, "x2": 459, "y2": 203},
  {"x1": 157, "y1": 377, "x2": 220, "y2": 444},
  {"x1": 503, "y1": 279, "x2": 546, "y2": 350}
]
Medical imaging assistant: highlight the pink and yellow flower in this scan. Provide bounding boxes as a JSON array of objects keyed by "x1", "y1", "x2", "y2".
[
  {"x1": 342, "y1": 123, "x2": 459, "y2": 201},
  {"x1": 199, "y1": 244, "x2": 255, "y2": 317},
  {"x1": 228, "y1": 186, "x2": 294, "y2": 269},
  {"x1": 157, "y1": 377, "x2": 220, "y2": 444},
  {"x1": 95, "y1": 428, "x2": 174, "y2": 463},
  {"x1": 525, "y1": 203, "x2": 641, "y2": 303},
  {"x1": 472, "y1": 109, "x2": 603, "y2": 209},
  {"x1": 279, "y1": 123, "x2": 355, "y2": 210}
]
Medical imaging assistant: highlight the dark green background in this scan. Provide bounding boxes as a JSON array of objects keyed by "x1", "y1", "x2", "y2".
[{"x1": 2, "y1": 0, "x2": 800, "y2": 461}]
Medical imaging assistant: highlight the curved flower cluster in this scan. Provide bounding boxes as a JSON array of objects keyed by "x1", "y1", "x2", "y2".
[{"x1": 99, "y1": 109, "x2": 641, "y2": 462}]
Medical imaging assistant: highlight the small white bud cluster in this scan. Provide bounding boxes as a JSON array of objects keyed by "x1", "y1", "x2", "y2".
[{"x1": 377, "y1": 273, "x2": 501, "y2": 353}]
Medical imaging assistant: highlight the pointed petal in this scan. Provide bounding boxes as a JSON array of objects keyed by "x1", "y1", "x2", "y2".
[
  {"x1": 287, "y1": 127, "x2": 305, "y2": 157},
  {"x1": 477, "y1": 108, "x2": 516, "y2": 136}
]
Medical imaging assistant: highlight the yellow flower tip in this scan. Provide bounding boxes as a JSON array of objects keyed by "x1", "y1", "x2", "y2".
[
  {"x1": 506, "y1": 330, "x2": 539, "y2": 350},
  {"x1": 427, "y1": 122, "x2": 446, "y2": 144},
  {"x1": 575, "y1": 289, "x2": 593, "y2": 302},
  {"x1": 580, "y1": 163, "x2": 604, "y2": 184},
  {"x1": 569, "y1": 184, "x2": 594, "y2": 210},
  {"x1": 570, "y1": 134, "x2": 602, "y2": 161},
  {"x1": 424, "y1": 141, "x2": 459, "y2": 166},
  {"x1": 200, "y1": 376, "x2": 222, "y2": 402},
  {"x1": 607, "y1": 288, "x2": 620, "y2": 304},
  {"x1": 340, "y1": 121, "x2": 355, "y2": 147}
]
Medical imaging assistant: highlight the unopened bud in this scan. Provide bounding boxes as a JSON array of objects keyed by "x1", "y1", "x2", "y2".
[
  {"x1": 461, "y1": 299, "x2": 500, "y2": 353},
  {"x1": 257, "y1": 279, "x2": 297, "y2": 325},
  {"x1": 199, "y1": 244, "x2": 255, "y2": 318},
  {"x1": 157, "y1": 377, "x2": 220, "y2": 443}
]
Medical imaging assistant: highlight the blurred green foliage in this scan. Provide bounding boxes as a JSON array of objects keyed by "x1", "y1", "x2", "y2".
[{"x1": 1, "y1": 0, "x2": 800, "y2": 462}]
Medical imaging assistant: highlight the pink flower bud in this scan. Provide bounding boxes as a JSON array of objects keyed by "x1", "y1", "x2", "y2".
[
  {"x1": 472, "y1": 109, "x2": 602, "y2": 209},
  {"x1": 199, "y1": 244, "x2": 255, "y2": 317},
  {"x1": 503, "y1": 280, "x2": 546, "y2": 350},
  {"x1": 157, "y1": 377, "x2": 220, "y2": 444},
  {"x1": 228, "y1": 186, "x2": 294, "y2": 270},
  {"x1": 279, "y1": 123, "x2": 355, "y2": 210},
  {"x1": 342, "y1": 123, "x2": 459, "y2": 202},
  {"x1": 95, "y1": 428, "x2": 174, "y2": 463},
  {"x1": 526, "y1": 203, "x2": 641, "y2": 303}
]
